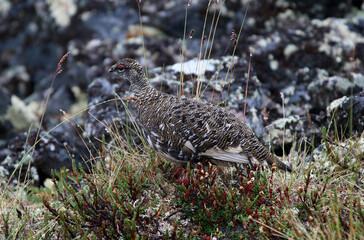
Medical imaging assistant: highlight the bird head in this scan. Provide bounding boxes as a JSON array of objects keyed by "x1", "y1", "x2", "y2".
[{"x1": 108, "y1": 58, "x2": 145, "y2": 84}]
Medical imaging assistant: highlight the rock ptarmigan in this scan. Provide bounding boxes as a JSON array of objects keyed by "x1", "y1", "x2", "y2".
[{"x1": 109, "y1": 58, "x2": 292, "y2": 172}]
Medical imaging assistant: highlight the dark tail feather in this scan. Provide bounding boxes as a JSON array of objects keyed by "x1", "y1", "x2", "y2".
[
  {"x1": 252, "y1": 139, "x2": 292, "y2": 172},
  {"x1": 273, "y1": 156, "x2": 292, "y2": 172}
]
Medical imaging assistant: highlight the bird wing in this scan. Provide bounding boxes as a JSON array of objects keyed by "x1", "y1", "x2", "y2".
[{"x1": 200, "y1": 146, "x2": 264, "y2": 165}]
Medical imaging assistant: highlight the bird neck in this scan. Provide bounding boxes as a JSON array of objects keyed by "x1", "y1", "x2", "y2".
[{"x1": 131, "y1": 77, "x2": 160, "y2": 101}]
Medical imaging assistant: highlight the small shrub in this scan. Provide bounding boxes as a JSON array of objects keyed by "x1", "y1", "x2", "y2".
[
  {"x1": 42, "y1": 156, "x2": 184, "y2": 239},
  {"x1": 173, "y1": 163, "x2": 291, "y2": 239}
]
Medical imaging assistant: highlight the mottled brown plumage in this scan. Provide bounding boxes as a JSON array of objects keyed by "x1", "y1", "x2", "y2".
[{"x1": 109, "y1": 58, "x2": 292, "y2": 172}]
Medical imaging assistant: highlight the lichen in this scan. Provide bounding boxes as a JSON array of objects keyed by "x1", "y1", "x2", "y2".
[
  {"x1": 44, "y1": 178, "x2": 55, "y2": 190},
  {"x1": 1, "y1": 95, "x2": 41, "y2": 131},
  {"x1": 308, "y1": 74, "x2": 355, "y2": 94},
  {"x1": 46, "y1": 0, "x2": 77, "y2": 28},
  {"x1": 264, "y1": 115, "x2": 302, "y2": 145},
  {"x1": 0, "y1": 0, "x2": 11, "y2": 17},
  {"x1": 333, "y1": 76, "x2": 354, "y2": 92},
  {"x1": 170, "y1": 59, "x2": 216, "y2": 76},
  {"x1": 284, "y1": 44, "x2": 299, "y2": 58},
  {"x1": 0, "y1": 165, "x2": 9, "y2": 178},
  {"x1": 326, "y1": 96, "x2": 348, "y2": 116},
  {"x1": 30, "y1": 166, "x2": 39, "y2": 182},
  {"x1": 352, "y1": 73, "x2": 364, "y2": 89}
]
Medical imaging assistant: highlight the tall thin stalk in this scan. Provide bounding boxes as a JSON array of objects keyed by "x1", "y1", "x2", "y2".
[
  {"x1": 178, "y1": 0, "x2": 191, "y2": 97},
  {"x1": 137, "y1": 1, "x2": 148, "y2": 79},
  {"x1": 243, "y1": 47, "x2": 253, "y2": 122}
]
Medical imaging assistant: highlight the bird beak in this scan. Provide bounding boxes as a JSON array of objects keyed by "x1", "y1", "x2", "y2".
[{"x1": 108, "y1": 65, "x2": 115, "y2": 73}]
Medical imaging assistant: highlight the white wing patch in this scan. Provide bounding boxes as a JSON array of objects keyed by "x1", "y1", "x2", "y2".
[
  {"x1": 205, "y1": 122, "x2": 211, "y2": 133},
  {"x1": 200, "y1": 147, "x2": 266, "y2": 165},
  {"x1": 147, "y1": 135, "x2": 153, "y2": 147},
  {"x1": 184, "y1": 140, "x2": 196, "y2": 153},
  {"x1": 151, "y1": 131, "x2": 159, "y2": 137}
]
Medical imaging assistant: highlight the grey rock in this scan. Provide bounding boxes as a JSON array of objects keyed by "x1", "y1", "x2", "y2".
[
  {"x1": 1, "y1": 129, "x2": 86, "y2": 186},
  {"x1": 263, "y1": 115, "x2": 305, "y2": 150},
  {"x1": 308, "y1": 71, "x2": 364, "y2": 110},
  {"x1": 326, "y1": 93, "x2": 364, "y2": 135}
]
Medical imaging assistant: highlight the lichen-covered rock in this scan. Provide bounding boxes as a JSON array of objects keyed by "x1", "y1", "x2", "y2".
[
  {"x1": 1, "y1": 129, "x2": 86, "y2": 186},
  {"x1": 85, "y1": 77, "x2": 142, "y2": 150},
  {"x1": 310, "y1": 137, "x2": 364, "y2": 179},
  {"x1": 46, "y1": 0, "x2": 77, "y2": 28},
  {"x1": 0, "y1": 95, "x2": 42, "y2": 132},
  {"x1": 326, "y1": 93, "x2": 364, "y2": 136},
  {"x1": 263, "y1": 115, "x2": 305, "y2": 151},
  {"x1": 308, "y1": 71, "x2": 364, "y2": 110}
]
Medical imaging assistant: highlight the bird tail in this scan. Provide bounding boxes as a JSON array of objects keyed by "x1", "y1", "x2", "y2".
[
  {"x1": 272, "y1": 156, "x2": 292, "y2": 172},
  {"x1": 252, "y1": 138, "x2": 292, "y2": 172}
]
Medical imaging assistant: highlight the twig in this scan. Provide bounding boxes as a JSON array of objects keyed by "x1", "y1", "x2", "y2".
[
  {"x1": 280, "y1": 92, "x2": 286, "y2": 160},
  {"x1": 27, "y1": 52, "x2": 70, "y2": 181}
]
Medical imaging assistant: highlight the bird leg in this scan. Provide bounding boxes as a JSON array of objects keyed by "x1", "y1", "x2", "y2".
[{"x1": 122, "y1": 96, "x2": 142, "y2": 103}]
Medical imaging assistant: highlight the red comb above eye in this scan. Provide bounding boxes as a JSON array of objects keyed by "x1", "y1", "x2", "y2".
[{"x1": 117, "y1": 64, "x2": 127, "y2": 68}]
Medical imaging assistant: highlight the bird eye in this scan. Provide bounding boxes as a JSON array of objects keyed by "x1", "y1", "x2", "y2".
[
  {"x1": 116, "y1": 64, "x2": 129, "y2": 71},
  {"x1": 116, "y1": 64, "x2": 128, "y2": 73}
]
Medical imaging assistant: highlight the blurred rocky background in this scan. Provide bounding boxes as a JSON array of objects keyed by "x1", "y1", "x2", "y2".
[{"x1": 0, "y1": 0, "x2": 363, "y2": 185}]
